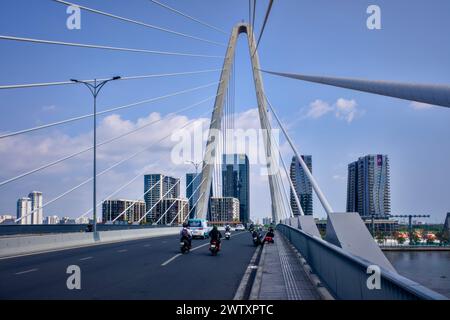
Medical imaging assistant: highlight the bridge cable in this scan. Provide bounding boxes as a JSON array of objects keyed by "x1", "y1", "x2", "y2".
[
  {"x1": 0, "y1": 35, "x2": 224, "y2": 59},
  {"x1": 133, "y1": 178, "x2": 181, "y2": 224},
  {"x1": 149, "y1": 0, "x2": 227, "y2": 35},
  {"x1": 113, "y1": 163, "x2": 206, "y2": 224},
  {"x1": 106, "y1": 177, "x2": 161, "y2": 222},
  {"x1": 0, "y1": 81, "x2": 220, "y2": 140},
  {"x1": 14, "y1": 109, "x2": 212, "y2": 223},
  {"x1": 158, "y1": 175, "x2": 207, "y2": 225},
  {"x1": 263, "y1": 93, "x2": 334, "y2": 215},
  {"x1": 76, "y1": 98, "x2": 217, "y2": 221},
  {"x1": 0, "y1": 69, "x2": 222, "y2": 90},
  {"x1": 51, "y1": 0, "x2": 225, "y2": 47},
  {"x1": 252, "y1": 0, "x2": 274, "y2": 58},
  {"x1": 0, "y1": 95, "x2": 216, "y2": 188},
  {"x1": 182, "y1": 192, "x2": 206, "y2": 223},
  {"x1": 260, "y1": 103, "x2": 293, "y2": 219}
]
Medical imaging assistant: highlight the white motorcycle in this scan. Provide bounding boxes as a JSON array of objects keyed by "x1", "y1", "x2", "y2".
[{"x1": 225, "y1": 231, "x2": 231, "y2": 240}]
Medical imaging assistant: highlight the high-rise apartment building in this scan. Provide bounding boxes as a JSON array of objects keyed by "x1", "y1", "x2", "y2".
[
  {"x1": 154, "y1": 198, "x2": 189, "y2": 225},
  {"x1": 102, "y1": 199, "x2": 146, "y2": 224},
  {"x1": 290, "y1": 155, "x2": 313, "y2": 215},
  {"x1": 144, "y1": 174, "x2": 179, "y2": 222},
  {"x1": 209, "y1": 197, "x2": 240, "y2": 223},
  {"x1": 346, "y1": 154, "x2": 391, "y2": 217},
  {"x1": 17, "y1": 197, "x2": 32, "y2": 225},
  {"x1": 28, "y1": 191, "x2": 43, "y2": 224}
]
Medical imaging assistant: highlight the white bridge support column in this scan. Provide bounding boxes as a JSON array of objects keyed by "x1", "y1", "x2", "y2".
[{"x1": 196, "y1": 23, "x2": 283, "y2": 223}]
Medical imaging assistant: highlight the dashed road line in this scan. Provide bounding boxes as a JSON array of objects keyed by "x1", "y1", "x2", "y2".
[
  {"x1": 79, "y1": 256, "x2": 93, "y2": 261},
  {"x1": 15, "y1": 268, "x2": 38, "y2": 275}
]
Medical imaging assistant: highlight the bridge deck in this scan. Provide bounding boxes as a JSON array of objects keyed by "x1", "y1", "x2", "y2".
[{"x1": 251, "y1": 231, "x2": 322, "y2": 300}]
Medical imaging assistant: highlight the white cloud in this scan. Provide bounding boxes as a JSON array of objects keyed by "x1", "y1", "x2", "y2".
[
  {"x1": 335, "y1": 98, "x2": 358, "y2": 123},
  {"x1": 305, "y1": 99, "x2": 333, "y2": 119},
  {"x1": 302, "y1": 98, "x2": 362, "y2": 123},
  {"x1": 332, "y1": 174, "x2": 346, "y2": 181},
  {"x1": 410, "y1": 101, "x2": 433, "y2": 110}
]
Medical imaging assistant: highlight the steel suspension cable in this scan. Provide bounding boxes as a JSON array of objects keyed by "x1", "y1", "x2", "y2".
[
  {"x1": 0, "y1": 35, "x2": 224, "y2": 59},
  {"x1": 136, "y1": 179, "x2": 181, "y2": 224},
  {"x1": 0, "y1": 69, "x2": 221, "y2": 90},
  {"x1": 149, "y1": 0, "x2": 227, "y2": 35},
  {"x1": 15, "y1": 110, "x2": 211, "y2": 223},
  {"x1": 252, "y1": 0, "x2": 274, "y2": 57},
  {"x1": 0, "y1": 95, "x2": 216, "y2": 188},
  {"x1": 52, "y1": 0, "x2": 225, "y2": 47},
  {"x1": 111, "y1": 177, "x2": 162, "y2": 223},
  {"x1": 157, "y1": 176, "x2": 207, "y2": 225},
  {"x1": 0, "y1": 81, "x2": 220, "y2": 140},
  {"x1": 264, "y1": 93, "x2": 334, "y2": 215}
]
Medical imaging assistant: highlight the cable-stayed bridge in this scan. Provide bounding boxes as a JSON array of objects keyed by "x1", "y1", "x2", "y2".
[{"x1": 0, "y1": 1, "x2": 449, "y2": 300}]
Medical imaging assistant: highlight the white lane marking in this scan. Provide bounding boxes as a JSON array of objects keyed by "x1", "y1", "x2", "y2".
[
  {"x1": 161, "y1": 253, "x2": 182, "y2": 266},
  {"x1": 79, "y1": 256, "x2": 93, "y2": 261},
  {"x1": 117, "y1": 249, "x2": 128, "y2": 253},
  {"x1": 160, "y1": 231, "x2": 248, "y2": 267},
  {"x1": 15, "y1": 268, "x2": 38, "y2": 275}
]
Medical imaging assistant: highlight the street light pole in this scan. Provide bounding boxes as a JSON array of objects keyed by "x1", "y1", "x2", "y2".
[{"x1": 71, "y1": 76, "x2": 121, "y2": 233}]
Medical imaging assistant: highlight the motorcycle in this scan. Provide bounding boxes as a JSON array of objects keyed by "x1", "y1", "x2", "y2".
[
  {"x1": 264, "y1": 234, "x2": 274, "y2": 244},
  {"x1": 252, "y1": 232, "x2": 262, "y2": 246},
  {"x1": 180, "y1": 238, "x2": 191, "y2": 254},
  {"x1": 210, "y1": 239, "x2": 220, "y2": 256},
  {"x1": 225, "y1": 231, "x2": 231, "y2": 240}
]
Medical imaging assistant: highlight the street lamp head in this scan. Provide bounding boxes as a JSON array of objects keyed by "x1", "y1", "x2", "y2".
[
  {"x1": 112, "y1": 76, "x2": 121, "y2": 80},
  {"x1": 70, "y1": 79, "x2": 80, "y2": 83}
]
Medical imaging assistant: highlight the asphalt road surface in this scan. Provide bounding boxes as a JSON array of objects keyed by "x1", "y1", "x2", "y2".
[{"x1": 0, "y1": 230, "x2": 256, "y2": 299}]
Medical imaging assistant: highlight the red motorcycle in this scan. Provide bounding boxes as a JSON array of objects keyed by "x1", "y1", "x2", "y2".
[
  {"x1": 210, "y1": 239, "x2": 220, "y2": 256},
  {"x1": 264, "y1": 232, "x2": 275, "y2": 244}
]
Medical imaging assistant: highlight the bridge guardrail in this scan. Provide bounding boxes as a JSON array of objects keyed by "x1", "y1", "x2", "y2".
[
  {"x1": 0, "y1": 227, "x2": 179, "y2": 258},
  {"x1": 277, "y1": 224, "x2": 448, "y2": 300}
]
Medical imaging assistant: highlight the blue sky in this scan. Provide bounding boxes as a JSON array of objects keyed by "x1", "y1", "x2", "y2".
[{"x1": 0, "y1": 0, "x2": 449, "y2": 223}]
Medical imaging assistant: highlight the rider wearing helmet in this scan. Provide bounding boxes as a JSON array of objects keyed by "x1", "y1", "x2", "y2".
[
  {"x1": 180, "y1": 222, "x2": 192, "y2": 248},
  {"x1": 209, "y1": 225, "x2": 222, "y2": 248}
]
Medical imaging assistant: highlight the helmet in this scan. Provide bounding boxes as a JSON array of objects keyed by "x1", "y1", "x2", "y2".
[
  {"x1": 213, "y1": 225, "x2": 218, "y2": 230},
  {"x1": 183, "y1": 222, "x2": 188, "y2": 228}
]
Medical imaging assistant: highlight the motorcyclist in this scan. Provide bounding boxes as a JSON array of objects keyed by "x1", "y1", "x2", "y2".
[
  {"x1": 267, "y1": 226, "x2": 275, "y2": 238},
  {"x1": 209, "y1": 225, "x2": 222, "y2": 248},
  {"x1": 180, "y1": 222, "x2": 192, "y2": 248},
  {"x1": 252, "y1": 229, "x2": 261, "y2": 244},
  {"x1": 225, "y1": 225, "x2": 231, "y2": 232}
]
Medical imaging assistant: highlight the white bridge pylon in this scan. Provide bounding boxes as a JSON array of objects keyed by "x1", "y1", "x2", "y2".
[{"x1": 195, "y1": 23, "x2": 283, "y2": 223}]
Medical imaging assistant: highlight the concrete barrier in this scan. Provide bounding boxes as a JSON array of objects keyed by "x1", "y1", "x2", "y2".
[{"x1": 0, "y1": 227, "x2": 179, "y2": 258}]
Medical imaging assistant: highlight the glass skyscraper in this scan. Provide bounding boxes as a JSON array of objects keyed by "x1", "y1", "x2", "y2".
[
  {"x1": 186, "y1": 172, "x2": 201, "y2": 218},
  {"x1": 222, "y1": 154, "x2": 250, "y2": 223},
  {"x1": 290, "y1": 155, "x2": 313, "y2": 216},
  {"x1": 346, "y1": 154, "x2": 391, "y2": 217}
]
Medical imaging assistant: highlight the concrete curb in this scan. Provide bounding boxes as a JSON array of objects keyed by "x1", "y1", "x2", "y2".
[
  {"x1": 233, "y1": 244, "x2": 262, "y2": 300},
  {"x1": 0, "y1": 228, "x2": 179, "y2": 259},
  {"x1": 249, "y1": 243, "x2": 267, "y2": 300}
]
